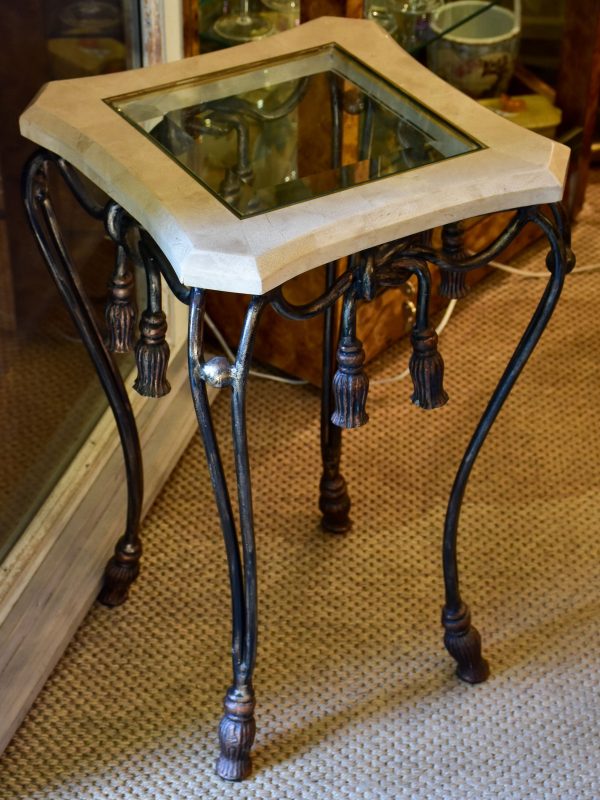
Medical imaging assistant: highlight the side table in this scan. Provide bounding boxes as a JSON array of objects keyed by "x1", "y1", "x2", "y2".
[{"x1": 19, "y1": 18, "x2": 573, "y2": 781}]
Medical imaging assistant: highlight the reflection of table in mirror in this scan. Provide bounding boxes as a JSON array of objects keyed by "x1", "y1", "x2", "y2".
[{"x1": 20, "y1": 17, "x2": 572, "y2": 782}]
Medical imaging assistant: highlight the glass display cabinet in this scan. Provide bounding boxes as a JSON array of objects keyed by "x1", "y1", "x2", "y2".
[
  {"x1": 0, "y1": 0, "x2": 189, "y2": 760},
  {"x1": 0, "y1": 0, "x2": 142, "y2": 563}
]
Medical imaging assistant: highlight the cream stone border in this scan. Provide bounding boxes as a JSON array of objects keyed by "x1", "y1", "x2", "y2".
[{"x1": 20, "y1": 17, "x2": 569, "y2": 295}]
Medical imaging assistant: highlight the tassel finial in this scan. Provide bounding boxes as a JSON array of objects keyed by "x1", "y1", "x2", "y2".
[
  {"x1": 217, "y1": 685, "x2": 256, "y2": 781},
  {"x1": 331, "y1": 336, "x2": 369, "y2": 429},
  {"x1": 409, "y1": 327, "x2": 448, "y2": 410},
  {"x1": 134, "y1": 310, "x2": 171, "y2": 397},
  {"x1": 441, "y1": 221, "x2": 469, "y2": 299},
  {"x1": 105, "y1": 245, "x2": 136, "y2": 353},
  {"x1": 98, "y1": 535, "x2": 142, "y2": 607},
  {"x1": 439, "y1": 268, "x2": 468, "y2": 299},
  {"x1": 442, "y1": 603, "x2": 490, "y2": 684}
]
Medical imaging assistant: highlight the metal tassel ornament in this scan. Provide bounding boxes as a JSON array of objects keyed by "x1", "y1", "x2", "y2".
[
  {"x1": 133, "y1": 242, "x2": 171, "y2": 398},
  {"x1": 409, "y1": 326, "x2": 448, "y2": 410},
  {"x1": 439, "y1": 268, "x2": 468, "y2": 299},
  {"x1": 105, "y1": 244, "x2": 136, "y2": 353},
  {"x1": 216, "y1": 685, "x2": 256, "y2": 781},
  {"x1": 331, "y1": 335, "x2": 369, "y2": 428},
  {"x1": 98, "y1": 536, "x2": 142, "y2": 607},
  {"x1": 134, "y1": 309, "x2": 171, "y2": 397},
  {"x1": 440, "y1": 221, "x2": 469, "y2": 299}
]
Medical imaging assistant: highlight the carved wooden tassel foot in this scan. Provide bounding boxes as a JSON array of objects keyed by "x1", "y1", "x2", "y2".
[
  {"x1": 442, "y1": 602, "x2": 489, "y2": 684},
  {"x1": 105, "y1": 246, "x2": 136, "y2": 353},
  {"x1": 409, "y1": 327, "x2": 448, "y2": 410},
  {"x1": 134, "y1": 310, "x2": 171, "y2": 397},
  {"x1": 216, "y1": 685, "x2": 256, "y2": 781},
  {"x1": 331, "y1": 336, "x2": 369, "y2": 429},
  {"x1": 319, "y1": 471, "x2": 351, "y2": 533},
  {"x1": 98, "y1": 536, "x2": 142, "y2": 607}
]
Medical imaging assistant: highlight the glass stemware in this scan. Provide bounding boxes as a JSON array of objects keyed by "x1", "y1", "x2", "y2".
[
  {"x1": 261, "y1": 0, "x2": 298, "y2": 12},
  {"x1": 213, "y1": 0, "x2": 274, "y2": 42},
  {"x1": 366, "y1": 0, "x2": 443, "y2": 50}
]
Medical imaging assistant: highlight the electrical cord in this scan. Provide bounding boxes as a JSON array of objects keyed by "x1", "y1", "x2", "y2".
[
  {"x1": 486, "y1": 259, "x2": 600, "y2": 278},
  {"x1": 370, "y1": 298, "x2": 457, "y2": 385},
  {"x1": 204, "y1": 311, "x2": 309, "y2": 385},
  {"x1": 204, "y1": 256, "x2": 599, "y2": 388}
]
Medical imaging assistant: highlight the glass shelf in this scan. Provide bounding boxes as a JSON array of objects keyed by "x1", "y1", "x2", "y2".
[{"x1": 108, "y1": 44, "x2": 480, "y2": 217}]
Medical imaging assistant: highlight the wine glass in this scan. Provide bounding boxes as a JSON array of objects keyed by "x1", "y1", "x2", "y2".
[
  {"x1": 261, "y1": 0, "x2": 298, "y2": 12},
  {"x1": 365, "y1": 1, "x2": 398, "y2": 37},
  {"x1": 394, "y1": 0, "x2": 443, "y2": 50},
  {"x1": 213, "y1": 0, "x2": 274, "y2": 42},
  {"x1": 365, "y1": 0, "x2": 443, "y2": 49}
]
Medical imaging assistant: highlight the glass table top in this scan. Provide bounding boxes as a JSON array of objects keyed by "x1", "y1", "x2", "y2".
[{"x1": 107, "y1": 44, "x2": 481, "y2": 218}]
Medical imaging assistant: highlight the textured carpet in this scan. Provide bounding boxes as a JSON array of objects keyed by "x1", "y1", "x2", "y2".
[
  {"x1": 0, "y1": 321, "x2": 106, "y2": 559},
  {"x1": 0, "y1": 294, "x2": 134, "y2": 562},
  {"x1": 1, "y1": 194, "x2": 599, "y2": 799}
]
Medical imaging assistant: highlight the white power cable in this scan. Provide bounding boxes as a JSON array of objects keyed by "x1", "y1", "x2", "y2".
[
  {"x1": 205, "y1": 299, "x2": 457, "y2": 388},
  {"x1": 203, "y1": 311, "x2": 235, "y2": 360},
  {"x1": 204, "y1": 311, "x2": 308, "y2": 385},
  {"x1": 203, "y1": 255, "x2": 598, "y2": 388},
  {"x1": 370, "y1": 298, "x2": 458, "y2": 385},
  {"x1": 487, "y1": 259, "x2": 600, "y2": 277}
]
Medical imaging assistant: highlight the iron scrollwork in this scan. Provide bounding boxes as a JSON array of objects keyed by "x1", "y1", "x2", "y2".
[
  {"x1": 23, "y1": 145, "x2": 573, "y2": 780},
  {"x1": 22, "y1": 151, "x2": 144, "y2": 607}
]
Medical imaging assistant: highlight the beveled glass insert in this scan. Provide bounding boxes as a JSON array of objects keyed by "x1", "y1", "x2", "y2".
[{"x1": 107, "y1": 45, "x2": 481, "y2": 218}]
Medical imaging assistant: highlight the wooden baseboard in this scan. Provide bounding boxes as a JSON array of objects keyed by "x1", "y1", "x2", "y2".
[{"x1": 0, "y1": 343, "x2": 212, "y2": 754}]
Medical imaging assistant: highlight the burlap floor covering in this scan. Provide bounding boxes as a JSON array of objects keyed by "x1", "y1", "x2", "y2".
[{"x1": 1, "y1": 190, "x2": 599, "y2": 798}]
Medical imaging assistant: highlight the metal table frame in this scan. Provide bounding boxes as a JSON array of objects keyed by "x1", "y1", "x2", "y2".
[{"x1": 23, "y1": 148, "x2": 572, "y2": 780}]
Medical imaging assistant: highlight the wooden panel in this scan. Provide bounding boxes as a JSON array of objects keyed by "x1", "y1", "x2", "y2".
[
  {"x1": 183, "y1": 0, "x2": 201, "y2": 56},
  {"x1": 0, "y1": 1, "x2": 50, "y2": 326},
  {"x1": 555, "y1": 0, "x2": 600, "y2": 216},
  {"x1": 301, "y1": 0, "x2": 346, "y2": 22},
  {"x1": 0, "y1": 217, "x2": 16, "y2": 332}
]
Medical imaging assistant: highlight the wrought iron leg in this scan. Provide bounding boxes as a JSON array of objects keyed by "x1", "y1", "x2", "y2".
[
  {"x1": 23, "y1": 152, "x2": 143, "y2": 607},
  {"x1": 442, "y1": 204, "x2": 570, "y2": 683},
  {"x1": 188, "y1": 288, "x2": 267, "y2": 781},
  {"x1": 319, "y1": 262, "x2": 351, "y2": 533}
]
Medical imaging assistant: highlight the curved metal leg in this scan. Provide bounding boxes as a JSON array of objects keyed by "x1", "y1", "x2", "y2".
[
  {"x1": 188, "y1": 288, "x2": 268, "y2": 781},
  {"x1": 319, "y1": 75, "x2": 352, "y2": 533},
  {"x1": 319, "y1": 262, "x2": 352, "y2": 532},
  {"x1": 23, "y1": 151, "x2": 143, "y2": 607},
  {"x1": 442, "y1": 204, "x2": 571, "y2": 682}
]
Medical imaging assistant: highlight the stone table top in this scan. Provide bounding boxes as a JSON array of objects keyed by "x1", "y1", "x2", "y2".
[{"x1": 20, "y1": 17, "x2": 569, "y2": 294}]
